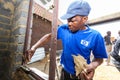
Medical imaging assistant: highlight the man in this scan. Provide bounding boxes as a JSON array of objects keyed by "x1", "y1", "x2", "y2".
[
  {"x1": 111, "y1": 39, "x2": 120, "y2": 71},
  {"x1": 104, "y1": 31, "x2": 112, "y2": 65},
  {"x1": 27, "y1": 0, "x2": 107, "y2": 80}
]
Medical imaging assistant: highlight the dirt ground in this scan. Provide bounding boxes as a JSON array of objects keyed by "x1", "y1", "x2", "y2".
[
  {"x1": 93, "y1": 63, "x2": 120, "y2": 80},
  {"x1": 27, "y1": 55, "x2": 120, "y2": 80}
]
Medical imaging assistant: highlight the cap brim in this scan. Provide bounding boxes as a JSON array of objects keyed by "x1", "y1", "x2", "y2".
[{"x1": 60, "y1": 14, "x2": 75, "y2": 20}]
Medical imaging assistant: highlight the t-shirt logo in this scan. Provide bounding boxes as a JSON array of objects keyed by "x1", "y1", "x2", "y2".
[{"x1": 81, "y1": 40, "x2": 89, "y2": 47}]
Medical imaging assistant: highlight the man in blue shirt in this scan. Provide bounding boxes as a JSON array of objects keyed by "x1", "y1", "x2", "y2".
[{"x1": 27, "y1": 0, "x2": 107, "y2": 80}]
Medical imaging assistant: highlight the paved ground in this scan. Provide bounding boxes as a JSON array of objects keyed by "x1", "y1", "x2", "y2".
[{"x1": 27, "y1": 55, "x2": 120, "y2": 80}]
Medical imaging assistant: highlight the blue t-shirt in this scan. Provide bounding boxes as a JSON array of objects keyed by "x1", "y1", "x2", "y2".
[{"x1": 57, "y1": 24, "x2": 107, "y2": 74}]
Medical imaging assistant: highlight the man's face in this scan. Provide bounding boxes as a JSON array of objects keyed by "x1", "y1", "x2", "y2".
[
  {"x1": 67, "y1": 15, "x2": 88, "y2": 32},
  {"x1": 107, "y1": 31, "x2": 111, "y2": 36}
]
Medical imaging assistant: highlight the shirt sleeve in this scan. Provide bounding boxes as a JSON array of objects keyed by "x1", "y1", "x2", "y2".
[
  {"x1": 57, "y1": 26, "x2": 62, "y2": 39},
  {"x1": 57, "y1": 24, "x2": 68, "y2": 40},
  {"x1": 92, "y1": 33, "x2": 108, "y2": 58}
]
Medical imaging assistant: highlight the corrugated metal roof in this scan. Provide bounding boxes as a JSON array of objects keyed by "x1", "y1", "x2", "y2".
[{"x1": 28, "y1": 47, "x2": 45, "y2": 64}]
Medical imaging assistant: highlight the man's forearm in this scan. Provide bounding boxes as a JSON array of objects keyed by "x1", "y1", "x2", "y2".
[
  {"x1": 90, "y1": 58, "x2": 103, "y2": 69},
  {"x1": 31, "y1": 33, "x2": 51, "y2": 50}
]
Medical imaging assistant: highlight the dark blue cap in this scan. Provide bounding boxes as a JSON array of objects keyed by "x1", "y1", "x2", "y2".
[{"x1": 61, "y1": 0, "x2": 91, "y2": 20}]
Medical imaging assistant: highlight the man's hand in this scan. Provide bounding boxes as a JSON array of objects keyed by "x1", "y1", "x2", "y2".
[
  {"x1": 79, "y1": 64, "x2": 95, "y2": 80},
  {"x1": 79, "y1": 58, "x2": 103, "y2": 80},
  {"x1": 23, "y1": 47, "x2": 36, "y2": 64}
]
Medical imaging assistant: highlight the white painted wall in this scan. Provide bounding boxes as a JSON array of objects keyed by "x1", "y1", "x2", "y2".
[{"x1": 90, "y1": 20, "x2": 120, "y2": 39}]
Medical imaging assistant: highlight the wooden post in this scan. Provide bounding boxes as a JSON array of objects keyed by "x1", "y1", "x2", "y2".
[
  {"x1": 49, "y1": 0, "x2": 59, "y2": 80},
  {"x1": 23, "y1": 0, "x2": 33, "y2": 65}
]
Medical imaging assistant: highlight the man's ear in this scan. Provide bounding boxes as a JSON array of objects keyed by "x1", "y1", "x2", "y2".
[{"x1": 82, "y1": 16, "x2": 88, "y2": 23}]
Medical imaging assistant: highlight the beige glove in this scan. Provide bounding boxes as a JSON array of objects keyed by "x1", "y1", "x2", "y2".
[{"x1": 72, "y1": 54, "x2": 87, "y2": 76}]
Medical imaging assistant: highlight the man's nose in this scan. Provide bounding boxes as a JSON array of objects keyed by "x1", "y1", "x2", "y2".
[{"x1": 68, "y1": 21, "x2": 72, "y2": 26}]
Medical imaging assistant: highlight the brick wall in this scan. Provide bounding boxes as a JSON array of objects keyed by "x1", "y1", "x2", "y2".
[{"x1": 0, "y1": 0, "x2": 30, "y2": 80}]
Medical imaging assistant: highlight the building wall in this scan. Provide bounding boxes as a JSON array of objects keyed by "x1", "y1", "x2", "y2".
[
  {"x1": 0, "y1": 0, "x2": 62, "y2": 79},
  {"x1": 0, "y1": 0, "x2": 14, "y2": 79},
  {"x1": 31, "y1": 14, "x2": 62, "y2": 53},
  {"x1": 0, "y1": 0, "x2": 30, "y2": 80}
]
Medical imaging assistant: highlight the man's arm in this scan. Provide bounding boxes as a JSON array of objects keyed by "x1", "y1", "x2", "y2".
[
  {"x1": 90, "y1": 58, "x2": 103, "y2": 69},
  {"x1": 81, "y1": 58, "x2": 103, "y2": 80},
  {"x1": 31, "y1": 33, "x2": 52, "y2": 50},
  {"x1": 26, "y1": 33, "x2": 52, "y2": 62}
]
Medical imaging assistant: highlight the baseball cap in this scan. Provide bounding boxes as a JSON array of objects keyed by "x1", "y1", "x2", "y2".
[{"x1": 61, "y1": 0, "x2": 91, "y2": 20}]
